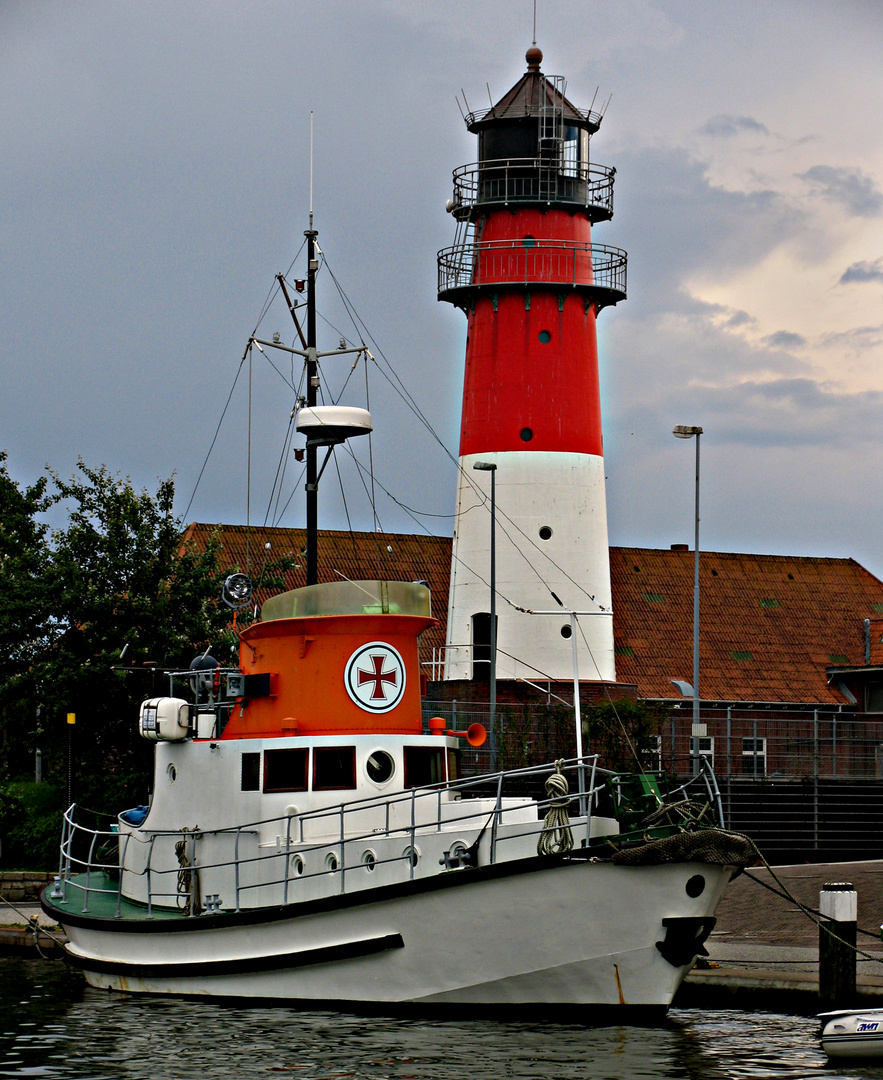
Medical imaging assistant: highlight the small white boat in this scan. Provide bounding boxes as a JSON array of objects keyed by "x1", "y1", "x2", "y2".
[{"x1": 820, "y1": 1008, "x2": 883, "y2": 1057}]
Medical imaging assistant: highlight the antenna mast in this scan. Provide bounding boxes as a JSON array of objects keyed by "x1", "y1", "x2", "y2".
[{"x1": 305, "y1": 111, "x2": 319, "y2": 585}]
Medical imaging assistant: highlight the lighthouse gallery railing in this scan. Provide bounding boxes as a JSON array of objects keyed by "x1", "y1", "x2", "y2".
[{"x1": 438, "y1": 238, "x2": 627, "y2": 301}]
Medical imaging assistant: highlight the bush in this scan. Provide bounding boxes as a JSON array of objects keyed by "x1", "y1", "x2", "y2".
[{"x1": 0, "y1": 781, "x2": 65, "y2": 870}]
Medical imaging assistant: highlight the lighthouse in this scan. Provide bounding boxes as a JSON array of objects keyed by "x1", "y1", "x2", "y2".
[{"x1": 438, "y1": 46, "x2": 627, "y2": 686}]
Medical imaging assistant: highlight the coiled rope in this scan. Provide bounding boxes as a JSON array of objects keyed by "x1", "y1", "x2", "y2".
[
  {"x1": 175, "y1": 826, "x2": 202, "y2": 916},
  {"x1": 537, "y1": 760, "x2": 574, "y2": 855}
]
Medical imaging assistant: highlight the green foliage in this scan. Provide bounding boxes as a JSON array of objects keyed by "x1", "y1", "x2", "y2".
[
  {"x1": 580, "y1": 697, "x2": 668, "y2": 773},
  {"x1": 496, "y1": 703, "x2": 576, "y2": 771},
  {"x1": 0, "y1": 457, "x2": 233, "y2": 861},
  {"x1": 0, "y1": 781, "x2": 64, "y2": 870}
]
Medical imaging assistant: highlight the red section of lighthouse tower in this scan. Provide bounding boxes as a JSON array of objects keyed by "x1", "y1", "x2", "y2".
[{"x1": 460, "y1": 206, "x2": 603, "y2": 458}]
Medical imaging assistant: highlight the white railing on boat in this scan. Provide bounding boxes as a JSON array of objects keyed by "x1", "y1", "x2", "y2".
[{"x1": 51, "y1": 757, "x2": 724, "y2": 919}]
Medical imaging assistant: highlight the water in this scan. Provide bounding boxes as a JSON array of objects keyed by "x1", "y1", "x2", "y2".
[{"x1": 2, "y1": 960, "x2": 882, "y2": 1080}]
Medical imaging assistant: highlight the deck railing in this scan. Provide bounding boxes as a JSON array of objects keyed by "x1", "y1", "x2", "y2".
[{"x1": 50, "y1": 757, "x2": 721, "y2": 918}]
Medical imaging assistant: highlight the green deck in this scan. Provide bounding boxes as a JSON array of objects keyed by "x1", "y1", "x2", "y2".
[{"x1": 45, "y1": 873, "x2": 188, "y2": 922}]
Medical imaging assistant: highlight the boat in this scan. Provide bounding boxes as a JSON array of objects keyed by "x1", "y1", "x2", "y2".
[
  {"x1": 41, "y1": 557, "x2": 753, "y2": 1012},
  {"x1": 820, "y1": 1009, "x2": 883, "y2": 1057},
  {"x1": 41, "y1": 68, "x2": 754, "y2": 1014}
]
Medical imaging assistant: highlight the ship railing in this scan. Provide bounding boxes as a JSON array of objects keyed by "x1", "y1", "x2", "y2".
[
  {"x1": 449, "y1": 158, "x2": 614, "y2": 217},
  {"x1": 51, "y1": 758, "x2": 722, "y2": 917},
  {"x1": 437, "y1": 239, "x2": 627, "y2": 299}
]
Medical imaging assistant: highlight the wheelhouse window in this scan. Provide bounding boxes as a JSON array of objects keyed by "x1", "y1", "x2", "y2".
[
  {"x1": 241, "y1": 752, "x2": 260, "y2": 792},
  {"x1": 404, "y1": 747, "x2": 445, "y2": 788},
  {"x1": 313, "y1": 747, "x2": 356, "y2": 790},
  {"x1": 263, "y1": 748, "x2": 308, "y2": 793}
]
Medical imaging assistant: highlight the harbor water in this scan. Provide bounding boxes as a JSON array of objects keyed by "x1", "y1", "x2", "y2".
[{"x1": 3, "y1": 960, "x2": 883, "y2": 1080}]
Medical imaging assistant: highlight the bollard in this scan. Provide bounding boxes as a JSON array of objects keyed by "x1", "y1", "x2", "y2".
[{"x1": 819, "y1": 881, "x2": 857, "y2": 1008}]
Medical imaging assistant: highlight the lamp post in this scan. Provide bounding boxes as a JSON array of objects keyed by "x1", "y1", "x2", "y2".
[
  {"x1": 672, "y1": 425, "x2": 703, "y2": 772},
  {"x1": 473, "y1": 461, "x2": 497, "y2": 768}
]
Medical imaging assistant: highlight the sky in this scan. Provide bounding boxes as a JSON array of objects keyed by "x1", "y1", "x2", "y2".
[{"x1": 3, "y1": 1, "x2": 883, "y2": 579}]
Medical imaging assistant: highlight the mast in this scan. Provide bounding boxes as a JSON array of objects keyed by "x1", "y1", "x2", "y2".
[{"x1": 305, "y1": 225, "x2": 319, "y2": 586}]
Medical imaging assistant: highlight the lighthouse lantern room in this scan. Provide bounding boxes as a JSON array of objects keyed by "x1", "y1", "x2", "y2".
[{"x1": 438, "y1": 46, "x2": 627, "y2": 686}]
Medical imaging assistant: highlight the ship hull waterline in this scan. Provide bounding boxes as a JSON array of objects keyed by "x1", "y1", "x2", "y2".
[{"x1": 46, "y1": 857, "x2": 732, "y2": 1010}]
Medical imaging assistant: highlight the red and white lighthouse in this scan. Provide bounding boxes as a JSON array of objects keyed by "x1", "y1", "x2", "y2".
[{"x1": 438, "y1": 47, "x2": 627, "y2": 685}]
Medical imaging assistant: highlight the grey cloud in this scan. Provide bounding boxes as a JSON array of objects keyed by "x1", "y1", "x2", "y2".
[
  {"x1": 761, "y1": 330, "x2": 806, "y2": 349},
  {"x1": 839, "y1": 258, "x2": 883, "y2": 284},
  {"x1": 819, "y1": 324, "x2": 883, "y2": 351},
  {"x1": 798, "y1": 165, "x2": 883, "y2": 217},
  {"x1": 610, "y1": 145, "x2": 804, "y2": 317},
  {"x1": 698, "y1": 114, "x2": 769, "y2": 138},
  {"x1": 725, "y1": 310, "x2": 756, "y2": 329}
]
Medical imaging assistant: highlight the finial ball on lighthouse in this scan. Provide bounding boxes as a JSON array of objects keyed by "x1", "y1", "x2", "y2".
[{"x1": 525, "y1": 45, "x2": 543, "y2": 70}]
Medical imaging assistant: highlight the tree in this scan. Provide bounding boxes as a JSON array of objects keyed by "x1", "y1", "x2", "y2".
[
  {"x1": 580, "y1": 698, "x2": 668, "y2": 775},
  {"x1": 0, "y1": 458, "x2": 232, "y2": 820},
  {"x1": 38, "y1": 461, "x2": 232, "y2": 805},
  {"x1": 0, "y1": 454, "x2": 54, "y2": 779}
]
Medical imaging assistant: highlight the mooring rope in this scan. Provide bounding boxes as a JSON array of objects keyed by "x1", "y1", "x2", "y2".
[
  {"x1": 537, "y1": 760, "x2": 574, "y2": 855},
  {"x1": 175, "y1": 826, "x2": 202, "y2": 916},
  {"x1": 0, "y1": 892, "x2": 67, "y2": 954}
]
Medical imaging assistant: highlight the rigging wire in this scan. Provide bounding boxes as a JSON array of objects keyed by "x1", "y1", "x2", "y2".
[
  {"x1": 182, "y1": 351, "x2": 247, "y2": 522},
  {"x1": 321, "y1": 253, "x2": 609, "y2": 611}
]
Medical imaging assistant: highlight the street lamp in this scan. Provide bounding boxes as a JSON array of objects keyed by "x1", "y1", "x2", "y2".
[
  {"x1": 473, "y1": 461, "x2": 497, "y2": 768},
  {"x1": 672, "y1": 425, "x2": 703, "y2": 772}
]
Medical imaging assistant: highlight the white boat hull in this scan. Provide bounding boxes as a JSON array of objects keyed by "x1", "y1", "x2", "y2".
[
  {"x1": 820, "y1": 1009, "x2": 883, "y2": 1058},
  {"x1": 56, "y1": 858, "x2": 731, "y2": 1010}
]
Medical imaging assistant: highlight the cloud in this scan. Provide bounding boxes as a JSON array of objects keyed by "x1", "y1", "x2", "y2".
[
  {"x1": 818, "y1": 324, "x2": 883, "y2": 351},
  {"x1": 761, "y1": 330, "x2": 806, "y2": 349},
  {"x1": 698, "y1": 114, "x2": 769, "y2": 138},
  {"x1": 724, "y1": 310, "x2": 756, "y2": 329},
  {"x1": 839, "y1": 258, "x2": 883, "y2": 284},
  {"x1": 798, "y1": 165, "x2": 883, "y2": 218}
]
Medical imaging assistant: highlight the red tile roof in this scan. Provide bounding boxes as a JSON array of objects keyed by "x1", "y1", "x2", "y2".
[
  {"x1": 183, "y1": 524, "x2": 883, "y2": 706},
  {"x1": 181, "y1": 523, "x2": 451, "y2": 658},
  {"x1": 610, "y1": 548, "x2": 883, "y2": 705}
]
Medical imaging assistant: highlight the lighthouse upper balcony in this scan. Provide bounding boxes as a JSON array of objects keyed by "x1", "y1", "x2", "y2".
[
  {"x1": 437, "y1": 238, "x2": 627, "y2": 311},
  {"x1": 449, "y1": 158, "x2": 615, "y2": 223}
]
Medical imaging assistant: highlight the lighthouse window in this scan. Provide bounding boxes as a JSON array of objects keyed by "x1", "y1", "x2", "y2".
[
  {"x1": 560, "y1": 624, "x2": 573, "y2": 639},
  {"x1": 522, "y1": 235, "x2": 536, "y2": 248},
  {"x1": 263, "y1": 748, "x2": 308, "y2": 793},
  {"x1": 520, "y1": 427, "x2": 533, "y2": 442},
  {"x1": 538, "y1": 330, "x2": 551, "y2": 344},
  {"x1": 539, "y1": 526, "x2": 553, "y2": 540},
  {"x1": 313, "y1": 746, "x2": 357, "y2": 790}
]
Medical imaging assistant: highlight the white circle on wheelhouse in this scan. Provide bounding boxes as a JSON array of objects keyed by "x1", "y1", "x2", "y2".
[{"x1": 344, "y1": 642, "x2": 406, "y2": 713}]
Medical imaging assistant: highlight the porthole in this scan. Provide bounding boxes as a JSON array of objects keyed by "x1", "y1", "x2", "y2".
[
  {"x1": 166, "y1": 763, "x2": 177, "y2": 784},
  {"x1": 539, "y1": 526, "x2": 552, "y2": 541},
  {"x1": 402, "y1": 845, "x2": 420, "y2": 868},
  {"x1": 362, "y1": 849, "x2": 377, "y2": 872},
  {"x1": 538, "y1": 330, "x2": 551, "y2": 344},
  {"x1": 366, "y1": 750, "x2": 395, "y2": 785},
  {"x1": 290, "y1": 853, "x2": 305, "y2": 876},
  {"x1": 686, "y1": 874, "x2": 706, "y2": 898},
  {"x1": 560, "y1": 624, "x2": 573, "y2": 639},
  {"x1": 325, "y1": 852, "x2": 339, "y2": 873},
  {"x1": 520, "y1": 427, "x2": 533, "y2": 442}
]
